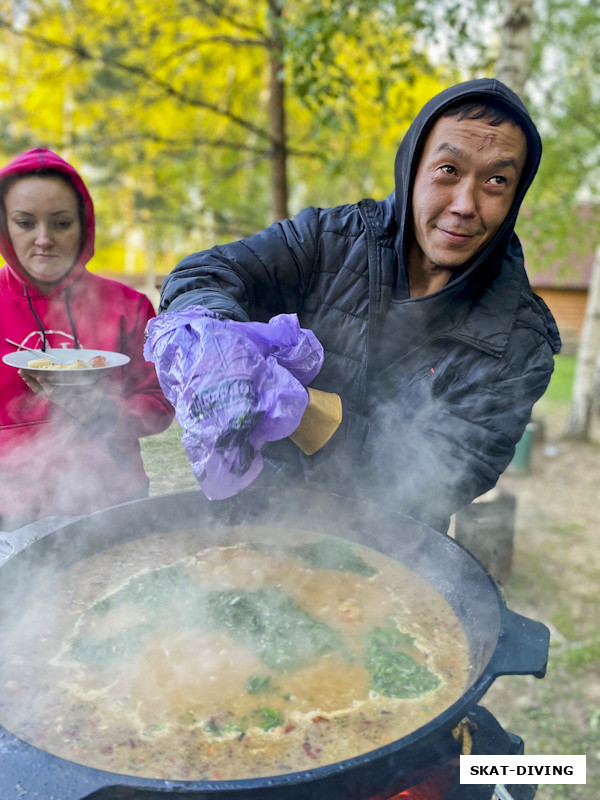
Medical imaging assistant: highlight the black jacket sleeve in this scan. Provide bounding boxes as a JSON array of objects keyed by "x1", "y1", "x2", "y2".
[{"x1": 159, "y1": 208, "x2": 322, "y2": 322}]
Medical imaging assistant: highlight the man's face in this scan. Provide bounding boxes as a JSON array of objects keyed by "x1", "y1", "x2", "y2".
[{"x1": 410, "y1": 114, "x2": 527, "y2": 273}]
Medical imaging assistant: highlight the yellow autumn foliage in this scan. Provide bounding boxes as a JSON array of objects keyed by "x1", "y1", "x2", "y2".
[{"x1": 0, "y1": 0, "x2": 452, "y2": 279}]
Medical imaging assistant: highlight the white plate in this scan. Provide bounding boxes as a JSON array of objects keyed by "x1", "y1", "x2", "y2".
[{"x1": 2, "y1": 348, "x2": 131, "y2": 385}]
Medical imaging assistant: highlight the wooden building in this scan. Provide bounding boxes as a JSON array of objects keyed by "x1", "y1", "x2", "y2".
[
  {"x1": 529, "y1": 250, "x2": 595, "y2": 354},
  {"x1": 522, "y1": 205, "x2": 600, "y2": 354}
]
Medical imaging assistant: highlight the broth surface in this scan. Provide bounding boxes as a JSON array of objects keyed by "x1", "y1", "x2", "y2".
[{"x1": 0, "y1": 527, "x2": 471, "y2": 780}]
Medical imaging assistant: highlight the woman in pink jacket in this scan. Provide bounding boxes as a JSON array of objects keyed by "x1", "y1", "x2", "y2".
[{"x1": 0, "y1": 148, "x2": 174, "y2": 529}]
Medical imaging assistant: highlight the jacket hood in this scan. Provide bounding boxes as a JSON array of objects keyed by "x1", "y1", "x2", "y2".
[
  {"x1": 0, "y1": 148, "x2": 95, "y2": 293},
  {"x1": 394, "y1": 78, "x2": 542, "y2": 286}
]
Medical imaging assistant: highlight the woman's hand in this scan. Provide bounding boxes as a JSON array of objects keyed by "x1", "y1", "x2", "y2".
[{"x1": 19, "y1": 369, "x2": 110, "y2": 423}]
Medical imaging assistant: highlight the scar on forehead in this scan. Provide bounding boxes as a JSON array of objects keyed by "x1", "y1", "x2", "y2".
[{"x1": 476, "y1": 133, "x2": 495, "y2": 151}]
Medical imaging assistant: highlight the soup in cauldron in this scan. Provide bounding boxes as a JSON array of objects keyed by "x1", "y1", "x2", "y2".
[{"x1": 0, "y1": 527, "x2": 471, "y2": 780}]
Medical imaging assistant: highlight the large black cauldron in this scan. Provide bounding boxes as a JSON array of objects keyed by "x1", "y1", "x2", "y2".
[{"x1": 0, "y1": 488, "x2": 549, "y2": 800}]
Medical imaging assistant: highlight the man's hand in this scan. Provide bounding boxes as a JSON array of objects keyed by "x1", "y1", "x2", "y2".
[{"x1": 19, "y1": 369, "x2": 110, "y2": 423}]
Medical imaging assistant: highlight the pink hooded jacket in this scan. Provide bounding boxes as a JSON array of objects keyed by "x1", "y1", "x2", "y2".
[{"x1": 0, "y1": 148, "x2": 174, "y2": 524}]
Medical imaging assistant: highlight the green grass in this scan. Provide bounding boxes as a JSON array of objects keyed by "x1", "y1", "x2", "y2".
[
  {"x1": 140, "y1": 422, "x2": 198, "y2": 496},
  {"x1": 491, "y1": 659, "x2": 600, "y2": 798},
  {"x1": 532, "y1": 354, "x2": 576, "y2": 428},
  {"x1": 542, "y1": 354, "x2": 576, "y2": 403},
  {"x1": 559, "y1": 639, "x2": 600, "y2": 670}
]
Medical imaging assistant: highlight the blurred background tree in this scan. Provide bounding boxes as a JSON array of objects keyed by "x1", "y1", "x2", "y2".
[
  {"x1": 0, "y1": 0, "x2": 447, "y2": 281},
  {"x1": 0, "y1": 0, "x2": 598, "y2": 286}
]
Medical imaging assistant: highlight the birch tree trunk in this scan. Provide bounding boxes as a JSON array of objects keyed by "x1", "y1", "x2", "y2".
[
  {"x1": 496, "y1": 0, "x2": 534, "y2": 97},
  {"x1": 565, "y1": 246, "x2": 600, "y2": 440},
  {"x1": 269, "y1": 49, "x2": 288, "y2": 221},
  {"x1": 267, "y1": 0, "x2": 288, "y2": 221}
]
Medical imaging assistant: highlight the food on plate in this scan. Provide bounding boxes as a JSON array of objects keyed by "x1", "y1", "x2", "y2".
[
  {"x1": 0, "y1": 528, "x2": 471, "y2": 781},
  {"x1": 88, "y1": 355, "x2": 108, "y2": 368},
  {"x1": 26, "y1": 354, "x2": 108, "y2": 370}
]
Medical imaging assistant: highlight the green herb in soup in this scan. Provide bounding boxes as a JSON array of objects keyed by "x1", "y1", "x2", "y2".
[
  {"x1": 208, "y1": 586, "x2": 345, "y2": 672},
  {"x1": 67, "y1": 564, "x2": 204, "y2": 670},
  {"x1": 245, "y1": 675, "x2": 275, "y2": 694},
  {"x1": 87, "y1": 563, "x2": 194, "y2": 616},
  {"x1": 0, "y1": 531, "x2": 470, "y2": 782},
  {"x1": 251, "y1": 707, "x2": 284, "y2": 732},
  {"x1": 250, "y1": 537, "x2": 379, "y2": 576},
  {"x1": 366, "y1": 619, "x2": 441, "y2": 698},
  {"x1": 68, "y1": 564, "x2": 437, "y2": 697},
  {"x1": 282, "y1": 539, "x2": 379, "y2": 576},
  {"x1": 68, "y1": 571, "x2": 345, "y2": 674},
  {"x1": 68, "y1": 625, "x2": 150, "y2": 670}
]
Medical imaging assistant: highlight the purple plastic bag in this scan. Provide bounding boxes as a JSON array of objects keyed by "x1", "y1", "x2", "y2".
[{"x1": 144, "y1": 306, "x2": 323, "y2": 499}]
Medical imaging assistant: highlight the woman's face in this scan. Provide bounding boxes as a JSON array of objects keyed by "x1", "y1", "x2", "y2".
[{"x1": 4, "y1": 175, "x2": 82, "y2": 287}]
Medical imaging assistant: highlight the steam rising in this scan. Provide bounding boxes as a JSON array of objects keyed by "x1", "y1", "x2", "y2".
[
  {"x1": 0, "y1": 392, "x2": 150, "y2": 529},
  {"x1": 0, "y1": 503, "x2": 487, "y2": 782}
]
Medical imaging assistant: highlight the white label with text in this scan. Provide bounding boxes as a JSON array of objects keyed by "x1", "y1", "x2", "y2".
[{"x1": 460, "y1": 755, "x2": 586, "y2": 784}]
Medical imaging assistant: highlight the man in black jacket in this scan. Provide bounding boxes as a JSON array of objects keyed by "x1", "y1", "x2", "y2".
[{"x1": 158, "y1": 78, "x2": 561, "y2": 532}]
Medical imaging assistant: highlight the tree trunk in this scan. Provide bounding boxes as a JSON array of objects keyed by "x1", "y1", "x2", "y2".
[
  {"x1": 268, "y1": 4, "x2": 288, "y2": 221},
  {"x1": 565, "y1": 245, "x2": 600, "y2": 440},
  {"x1": 496, "y1": 0, "x2": 534, "y2": 97},
  {"x1": 269, "y1": 53, "x2": 288, "y2": 221}
]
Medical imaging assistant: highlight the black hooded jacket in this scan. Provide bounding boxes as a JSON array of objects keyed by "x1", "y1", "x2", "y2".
[{"x1": 160, "y1": 78, "x2": 561, "y2": 532}]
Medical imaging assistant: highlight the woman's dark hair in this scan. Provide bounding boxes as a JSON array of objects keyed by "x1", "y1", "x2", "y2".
[{"x1": 0, "y1": 168, "x2": 86, "y2": 252}]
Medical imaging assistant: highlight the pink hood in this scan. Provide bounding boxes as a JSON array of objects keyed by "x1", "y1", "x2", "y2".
[{"x1": 0, "y1": 148, "x2": 95, "y2": 293}]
